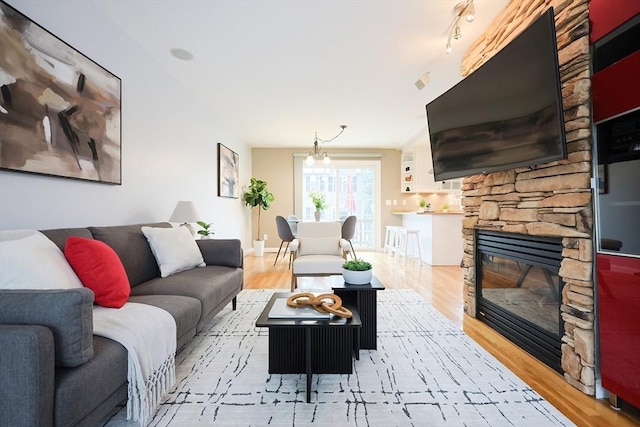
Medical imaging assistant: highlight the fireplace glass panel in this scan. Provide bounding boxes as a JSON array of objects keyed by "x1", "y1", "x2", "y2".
[{"x1": 480, "y1": 254, "x2": 561, "y2": 336}]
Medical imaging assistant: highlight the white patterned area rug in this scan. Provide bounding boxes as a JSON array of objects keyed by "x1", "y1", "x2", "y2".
[{"x1": 105, "y1": 289, "x2": 574, "y2": 427}]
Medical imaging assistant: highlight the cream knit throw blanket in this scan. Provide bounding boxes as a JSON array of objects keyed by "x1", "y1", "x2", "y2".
[{"x1": 93, "y1": 302, "x2": 176, "y2": 426}]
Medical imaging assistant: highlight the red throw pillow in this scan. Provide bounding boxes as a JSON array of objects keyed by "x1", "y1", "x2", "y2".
[{"x1": 64, "y1": 236, "x2": 130, "y2": 308}]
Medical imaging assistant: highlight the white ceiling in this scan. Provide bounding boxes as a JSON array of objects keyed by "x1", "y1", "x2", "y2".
[{"x1": 95, "y1": 0, "x2": 508, "y2": 150}]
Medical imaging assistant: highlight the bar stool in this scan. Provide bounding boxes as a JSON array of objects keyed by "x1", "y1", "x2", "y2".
[
  {"x1": 384, "y1": 226, "x2": 399, "y2": 256},
  {"x1": 395, "y1": 227, "x2": 422, "y2": 265}
]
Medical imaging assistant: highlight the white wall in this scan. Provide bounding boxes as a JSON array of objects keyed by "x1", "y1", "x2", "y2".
[{"x1": 0, "y1": 1, "x2": 253, "y2": 248}]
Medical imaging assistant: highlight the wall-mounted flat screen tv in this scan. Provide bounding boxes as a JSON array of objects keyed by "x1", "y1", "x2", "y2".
[{"x1": 426, "y1": 8, "x2": 567, "y2": 182}]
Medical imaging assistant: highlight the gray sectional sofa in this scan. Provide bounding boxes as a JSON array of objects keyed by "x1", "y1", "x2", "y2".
[{"x1": 0, "y1": 222, "x2": 243, "y2": 426}]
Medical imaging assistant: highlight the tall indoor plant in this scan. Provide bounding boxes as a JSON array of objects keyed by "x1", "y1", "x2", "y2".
[{"x1": 243, "y1": 177, "x2": 274, "y2": 256}]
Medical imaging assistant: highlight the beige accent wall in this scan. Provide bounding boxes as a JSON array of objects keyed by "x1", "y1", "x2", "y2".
[{"x1": 249, "y1": 147, "x2": 441, "y2": 251}]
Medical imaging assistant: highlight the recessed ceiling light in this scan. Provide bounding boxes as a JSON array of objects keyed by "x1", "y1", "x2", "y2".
[{"x1": 170, "y1": 48, "x2": 194, "y2": 61}]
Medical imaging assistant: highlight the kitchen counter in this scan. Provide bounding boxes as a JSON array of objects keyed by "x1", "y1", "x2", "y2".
[{"x1": 391, "y1": 211, "x2": 463, "y2": 265}]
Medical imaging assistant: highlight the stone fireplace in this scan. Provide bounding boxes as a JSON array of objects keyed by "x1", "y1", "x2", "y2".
[{"x1": 460, "y1": 0, "x2": 595, "y2": 396}]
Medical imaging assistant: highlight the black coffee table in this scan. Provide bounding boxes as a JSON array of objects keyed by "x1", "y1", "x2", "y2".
[
  {"x1": 330, "y1": 275, "x2": 385, "y2": 350},
  {"x1": 255, "y1": 292, "x2": 361, "y2": 403}
]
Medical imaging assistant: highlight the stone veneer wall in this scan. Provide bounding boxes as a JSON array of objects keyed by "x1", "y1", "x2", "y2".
[{"x1": 460, "y1": 0, "x2": 595, "y2": 395}]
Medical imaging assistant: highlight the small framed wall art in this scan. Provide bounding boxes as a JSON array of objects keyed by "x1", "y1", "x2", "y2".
[
  {"x1": 0, "y1": 2, "x2": 122, "y2": 184},
  {"x1": 218, "y1": 143, "x2": 239, "y2": 198}
]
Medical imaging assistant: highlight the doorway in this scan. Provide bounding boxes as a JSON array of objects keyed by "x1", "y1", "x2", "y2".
[{"x1": 294, "y1": 159, "x2": 381, "y2": 250}]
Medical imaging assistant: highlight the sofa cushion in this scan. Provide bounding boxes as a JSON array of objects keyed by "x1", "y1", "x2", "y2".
[
  {"x1": 89, "y1": 223, "x2": 171, "y2": 287},
  {"x1": 298, "y1": 237, "x2": 342, "y2": 256},
  {"x1": 0, "y1": 230, "x2": 83, "y2": 290},
  {"x1": 292, "y1": 255, "x2": 346, "y2": 275},
  {"x1": 128, "y1": 295, "x2": 201, "y2": 350},
  {"x1": 54, "y1": 336, "x2": 128, "y2": 427},
  {"x1": 130, "y1": 265, "x2": 243, "y2": 330},
  {"x1": 64, "y1": 237, "x2": 131, "y2": 308},
  {"x1": 141, "y1": 226, "x2": 205, "y2": 278},
  {"x1": 0, "y1": 288, "x2": 94, "y2": 367},
  {"x1": 41, "y1": 227, "x2": 94, "y2": 252}
]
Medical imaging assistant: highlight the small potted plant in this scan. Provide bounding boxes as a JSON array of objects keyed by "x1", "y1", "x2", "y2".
[
  {"x1": 309, "y1": 191, "x2": 328, "y2": 222},
  {"x1": 441, "y1": 203, "x2": 449, "y2": 213},
  {"x1": 418, "y1": 199, "x2": 427, "y2": 213},
  {"x1": 196, "y1": 221, "x2": 214, "y2": 239},
  {"x1": 342, "y1": 258, "x2": 373, "y2": 285}
]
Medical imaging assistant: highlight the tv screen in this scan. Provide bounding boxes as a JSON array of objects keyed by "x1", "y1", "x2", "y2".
[{"x1": 426, "y1": 8, "x2": 567, "y2": 182}]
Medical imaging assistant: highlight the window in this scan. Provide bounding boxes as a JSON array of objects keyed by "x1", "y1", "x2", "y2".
[{"x1": 294, "y1": 158, "x2": 381, "y2": 250}]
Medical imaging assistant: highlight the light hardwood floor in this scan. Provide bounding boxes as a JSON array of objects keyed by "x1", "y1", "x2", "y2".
[{"x1": 243, "y1": 250, "x2": 639, "y2": 427}]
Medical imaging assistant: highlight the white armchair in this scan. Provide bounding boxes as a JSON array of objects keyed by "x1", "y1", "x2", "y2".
[{"x1": 290, "y1": 222, "x2": 351, "y2": 291}]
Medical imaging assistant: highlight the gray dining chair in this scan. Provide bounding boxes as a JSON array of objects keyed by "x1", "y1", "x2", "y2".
[
  {"x1": 342, "y1": 215, "x2": 357, "y2": 259},
  {"x1": 274, "y1": 215, "x2": 295, "y2": 268}
]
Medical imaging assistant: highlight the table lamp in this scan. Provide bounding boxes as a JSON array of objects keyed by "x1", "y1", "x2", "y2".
[{"x1": 169, "y1": 201, "x2": 200, "y2": 236}]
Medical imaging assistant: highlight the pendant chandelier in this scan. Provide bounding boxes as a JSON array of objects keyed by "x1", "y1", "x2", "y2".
[{"x1": 305, "y1": 125, "x2": 347, "y2": 166}]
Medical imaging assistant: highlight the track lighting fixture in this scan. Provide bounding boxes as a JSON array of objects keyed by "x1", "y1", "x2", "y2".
[{"x1": 446, "y1": 0, "x2": 476, "y2": 54}]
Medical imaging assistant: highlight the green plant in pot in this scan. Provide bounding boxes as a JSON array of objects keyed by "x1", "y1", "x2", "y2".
[
  {"x1": 243, "y1": 177, "x2": 274, "y2": 256},
  {"x1": 418, "y1": 198, "x2": 427, "y2": 212},
  {"x1": 309, "y1": 191, "x2": 328, "y2": 221},
  {"x1": 441, "y1": 203, "x2": 450, "y2": 213},
  {"x1": 196, "y1": 221, "x2": 214, "y2": 239},
  {"x1": 342, "y1": 258, "x2": 373, "y2": 285}
]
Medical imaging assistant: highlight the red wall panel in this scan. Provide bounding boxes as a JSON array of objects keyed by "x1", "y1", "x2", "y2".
[
  {"x1": 590, "y1": 0, "x2": 640, "y2": 43},
  {"x1": 592, "y1": 50, "x2": 640, "y2": 123},
  {"x1": 597, "y1": 254, "x2": 640, "y2": 408}
]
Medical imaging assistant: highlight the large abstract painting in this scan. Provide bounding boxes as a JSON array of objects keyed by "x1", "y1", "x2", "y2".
[
  {"x1": 218, "y1": 143, "x2": 239, "y2": 198},
  {"x1": 0, "y1": 2, "x2": 122, "y2": 184}
]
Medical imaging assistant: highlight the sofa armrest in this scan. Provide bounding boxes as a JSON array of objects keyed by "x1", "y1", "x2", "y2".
[
  {"x1": 0, "y1": 325, "x2": 55, "y2": 427},
  {"x1": 197, "y1": 238, "x2": 243, "y2": 268},
  {"x1": 289, "y1": 238, "x2": 300, "y2": 253},
  {"x1": 340, "y1": 238, "x2": 352, "y2": 254},
  {"x1": 0, "y1": 289, "x2": 94, "y2": 367}
]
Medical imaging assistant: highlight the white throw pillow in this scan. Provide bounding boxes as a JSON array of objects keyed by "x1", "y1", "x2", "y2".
[
  {"x1": 298, "y1": 237, "x2": 342, "y2": 256},
  {"x1": 0, "y1": 230, "x2": 83, "y2": 289},
  {"x1": 141, "y1": 226, "x2": 205, "y2": 278}
]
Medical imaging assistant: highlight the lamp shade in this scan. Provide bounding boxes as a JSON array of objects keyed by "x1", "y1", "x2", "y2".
[{"x1": 169, "y1": 201, "x2": 200, "y2": 223}]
